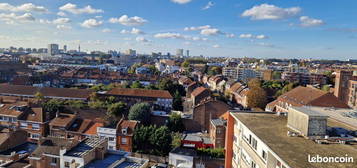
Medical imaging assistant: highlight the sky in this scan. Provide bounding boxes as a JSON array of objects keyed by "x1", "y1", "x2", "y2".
[{"x1": 0, "y1": 0, "x2": 356, "y2": 60}]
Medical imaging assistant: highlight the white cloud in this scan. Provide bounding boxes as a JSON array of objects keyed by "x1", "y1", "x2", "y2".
[
  {"x1": 56, "y1": 25, "x2": 72, "y2": 30},
  {"x1": 202, "y1": 1, "x2": 214, "y2": 10},
  {"x1": 239, "y1": 34, "x2": 268, "y2": 39},
  {"x1": 226, "y1": 33, "x2": 235, "y2": 38},
  {"x1": 59, "y1": 3, "x2": 103, "y2": 15},
  {"x1": 171, "y1": 0, "x2": 192, "y2": 4},
  {"x1": 121, "y1": 28, "x2": 145, "y2": 34},
  {"x1": 57, "y1": 11, "x2": 66, "y2": 17},
  {"x1": 81, "y1": 19, "x2": 103, "y2": 28},
  {"x1": 257, "y1": 42, "x2": 276, "y2": 48},
  {"x1": 299, "y1": 16, "x2": 324, "y2": 27},
  {"x1": 200, "y1": 28, "x2": 222, "y2": 36},
  {"x1": 52, "y1": 18, "x2": 71, "y2": 24},
  {"x1": 109, "y1": 15, "x2": 147, "y2": 26},
  {"x1": 242, "y1": 4, "x2": 301, "y2": 20},
  {"x1": 154, "y1": 32, "x2": 183, "y2": 39},
  {"x1": 136, "y1": 36, "x2": 149, "y2": 42},
  {"x1": 0, "y1": 3, "x2": 48, "y2": 13},
  {"x1": 212, "y1": 44, "x2": 220, "y2": 48},
  {"x1": 0, "y1": 13, "x2": 35, "y2": 24},
  {"x1": 102, "y1": 28, "x2": 112, "y2": 33},
  {"x1": 184, "y1": 25, "x2": 211, "y2": 31}
]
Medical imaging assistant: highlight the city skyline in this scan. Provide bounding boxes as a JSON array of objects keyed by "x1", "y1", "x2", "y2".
[{"x1": 0, "y1": 0, "x2": 357, "y2": 59}]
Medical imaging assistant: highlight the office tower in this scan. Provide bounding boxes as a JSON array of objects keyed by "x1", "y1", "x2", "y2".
[
  {"x1": 186, "y1": 50, "x2": 190, "y2": 57},
  {"x1": 47, "y1": 44, "x2": 59, "y2": 56},
  {"x1": 63, "y1": 45, "x2": 67, "y2": 53},
  {"x1": 176, "y1": 49, "x2": 184, "y2": 57}
]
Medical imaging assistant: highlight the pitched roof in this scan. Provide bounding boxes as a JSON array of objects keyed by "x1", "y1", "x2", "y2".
[
  {"x1": 106, "y1": 88, "x2": 173, "y2": 99},
  {"x1": 276, "y1": 86, "x2": 349, "y2": 108},
  {"x1": 18, "y1": 107, "x2": 45, "y2": 123},
  {"x1": 84, "y1": 122, "x2": 104, "y2": 135},
  {"x1": 191, "y1": 87, "x2": 209, "y2": 97},
  {"x1": 31, "y1": 137, "x2": 79, "y2": 157},
  {"x1": 229, "y1": 82, "x2": 244, "y2": 93},
  {"x1": 0, "y1": 84, "x2": 93, "y2": 100},
  {"x1": 117, "y1": 120, "x2": 138, "y2": 136},
  {"x1": 0, "y1": 102, "x2": 28, "y2": 117},
  {"x1": 49, "y1": 113, "x2": 76, "y2": 127}
]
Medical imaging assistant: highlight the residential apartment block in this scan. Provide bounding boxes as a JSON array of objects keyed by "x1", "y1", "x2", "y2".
[
  {"x1": 334, "y1": 70, "x2": 357, "y2": 109},
  {"x1": 225, "y1": 110, "x2": 357, "y2": 168}
]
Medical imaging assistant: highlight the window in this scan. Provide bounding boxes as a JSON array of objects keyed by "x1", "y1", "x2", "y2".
[
  {"x1": 262, "y1": 150, "x2": 267, "y2": 161},
  {"x1": 20, "y1": 122, "x2": 28, "y2": 129},
  {"x1": 108, "y1": 137, "x2": 115, "y2": 142},
  {"x1": 51, "y1": 158, "x2": 57, "y2": 165},
  {"x1": 64, "y1": 162, "x2": 70, "y2": 168},
  {"x1": 0, "y1": 116, "x2": 3, "y2": 121},
  {"x1": 31, "y1": 134, "x2": 40, "y2": 139},
  {"x1": 32, "y1": 123, "x2": 40, "y2": 130},
  {"x1": 121, "y1": 137, "x2": 127, "y2": 144},
  {"x1": 251, "y1": 161, "x2": 256, "y2": 168}
]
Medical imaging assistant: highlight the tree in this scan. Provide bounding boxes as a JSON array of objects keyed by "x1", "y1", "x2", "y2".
[
  {"x1": 172, "y1": 91, "x2": 183, "y2": 111},
  {"x1": 145, "y1": 84, "x2": 158, "y2": 90},
  {"x1": 107, "y1": 102, "x2": 127, "y2": 117},
  {"x1": 34, "y1": 92, "x2": 44, "y2": 102},
  {"x1": 248, "y1": 78, "x2": 262, "y2": 89},
  {"x1": 43, "y1": 99, "x2": 64, "y2": 113},
  {"x1": 128, "y1": 103, "x2": 151, "y2": 125},
  {"x1": 133, "y1": 125, "x2": 156, "y2": 153},
  {"x1": 272, "y1": 71, "x2": 282, "y2": 80},
  {"x1": 321, "y1": 85, "x2": 331, "y2": 92},
  {"x1": 130, "y1": 81, "x2": 144, "y2": 89},
  {"x1": 171, "y1": 132, "x2": 182, "y2": 148},
  {"x1": 181, "y1": 60, "x2": 190, "y2": 68},
  {"x1": 167, "y1": 113, "x2": 185, "y2": 132},
  {"x1": 247, "y1": 87, "x2": 267, "y2": 109},
  {"x1": 65, "y1": 100, "x2": 86, "y2": 109},
  {"x1": 149, "y1": 126, "x2": 172, "y2": 156}
]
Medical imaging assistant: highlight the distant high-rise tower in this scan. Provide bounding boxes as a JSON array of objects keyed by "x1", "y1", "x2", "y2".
[
  {"x1": 63, "y1": 45, "x2": 67, "y2": 52},
  {"x1": 186, "y1": 50, "x2": 190, "y2": 57},
  {"x1": 176, "y1": 49, "x2": 184, "y2": 57},
  {"x1": 125, "y1": 49, "x2": 136, "y2": 56},
  {"x1": 47, "y1": 44, "x2": 59, "y2": 56},
  {"x1": 78, "y1": 45, "x2": 81, "y2": 52}
]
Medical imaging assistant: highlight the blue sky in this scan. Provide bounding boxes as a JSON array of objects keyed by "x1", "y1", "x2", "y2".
[{"x1": 0, "y1": 0, "x2": 356, "y2": 60}]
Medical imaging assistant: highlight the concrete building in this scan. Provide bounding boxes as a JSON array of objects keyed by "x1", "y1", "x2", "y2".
[
  {"x1": 47, "y1": 44, "x2": 59, "y2": 56},
  {"x1": 210, "y1": 118, "x2": 226, "y2": 148},
  {"x1": 169, "y1": 147, "x2": 196, "y2": 168},
  {"x1": 225, "y1": 111, "x2": 357, "y2": 168},
  {"x1": 176, "y1": 49, "x2": 184, "y2": 57}
]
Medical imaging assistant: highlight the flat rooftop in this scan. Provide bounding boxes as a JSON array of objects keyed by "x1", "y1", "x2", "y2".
[
  {"x1": 290, "y1": 106, "x2": 329, "y2": 117},
  {"x1": 64, "y1": 138, "x2": 105, "y2": 157},
  {"x1": 231, "y1": 112, "x2": 357, "y2": 168},
  {"x1": 306, "y1": 106, "x2": 357, "y2": 130}
]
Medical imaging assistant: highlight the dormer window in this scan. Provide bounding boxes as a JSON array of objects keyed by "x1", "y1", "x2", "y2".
[{"x1": 122, "y1": 128, "x2": 128, "y2": 135}]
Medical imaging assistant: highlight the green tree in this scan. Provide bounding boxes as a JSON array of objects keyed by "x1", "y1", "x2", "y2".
[
  {"x1": 181, "y1": 60, "x2": 190, "y2": 68},
  {"x1": 321, "y1": 85, "x2": 331, "y2": 92},
  {"x1": 171, "y1": 132, "x2": 182, "y2": 148},
  {"x1": 128, "y1": 103, "x2": 151, "y2": 125},
  {"x1": 167, "y1": 113, "x2": 185, "y2": 132},
  {"x1": 149, "y1": 126, "x2": 172, "y2": 156},
  {"x1": 43, "y1": 99, "x2": 64, "y2": 113},
  {"x1": 247, "y1": 87, "x2": 267, "y2": 109},
  {"x1": 34, "y1": 92, "x2": 44, "y2": 102},
  {"x1": 65, "y1": 100, "x2": 86, "y2": 109},
  {"x1": 130, "y1": 81, "x2": 144, "y2": 89},
  {"x1": 272, "y1": 71, "x2": 282, "y2": 80},
  {"x1": 133, "y1": 125, "x2": 156, "y2": 153},
  {"x1": 145, "y1": 84, "x2": 158, "y2": 90},
  {"x1": 107, "y1": 102, "x2": 127, "y2": 118},
  {"x1": 172, "y1": 91, "x2": 183, "y2": 111}
]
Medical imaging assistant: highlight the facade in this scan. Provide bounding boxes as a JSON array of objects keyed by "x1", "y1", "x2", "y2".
[
  {"x1": 97, "y1": 119, "x2": 138, "y2": 152},
  {"x1": 225, "y1": 111, "x2": 357, "y2": 168},
  {"x1": 210, "y1": 118, "x2": 226, "y2": 148},
  {"x1": 104, "y1": 88, "x2": 173, "y2": 112},
  {"x1": 169, "y1": 147, "x2": 196, "y2": 168},
  {"x1": 334, "y1": 70, "x2": 357, "y2": 109},
  {"x1": 191, "y1": 87, "x2": 211, "y2": 106},
  {"x1": 282, "y1": 72, "x2": 328, "y2": 86}
]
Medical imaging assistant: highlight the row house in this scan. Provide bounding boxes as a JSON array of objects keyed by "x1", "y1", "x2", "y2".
[
  {"x1": 103, "y1": 88, "x2": 173, "y2": 112},
  {"x1": 228, "y1": 82, "x2": 249, "y2": 108},
  {"x1": 0, "y1": 101, "x2": 50, "y2": 141},
  {"x1": 97, "y1": 119, "x2": 138, "y2": 152},
  {"x1": 0, "y1": 84, "x2": 93, "y2": 101}
]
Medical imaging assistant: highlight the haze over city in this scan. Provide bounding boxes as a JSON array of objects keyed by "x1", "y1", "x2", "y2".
[{"x1": 1, "y1": 0, "x2": 356, "y2": 60}]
